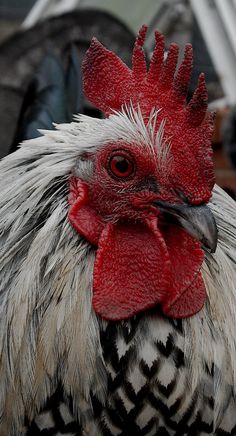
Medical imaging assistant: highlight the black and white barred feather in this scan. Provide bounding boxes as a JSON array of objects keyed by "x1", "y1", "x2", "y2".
[{"x1": 0, "y1": 111, "x2": 236, "y2": 435}]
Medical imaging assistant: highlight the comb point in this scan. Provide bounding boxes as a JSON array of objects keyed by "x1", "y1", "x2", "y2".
[
  {"x1": 186, "y1": 73, "x2": 209, "y2": 126},
  {"x1": 154, "y1": 30, "x2": 165, "y2": 44},
  {"x1": 174, "y1": 43, "x2": 193, "y2": 100},
  {"x1": 147, "y1": 31, "x2": 165, "y2": 83},
  {"x1": 161, "y1": 42, "x2": 179, "y2": 87},
  {"x1": 136, "y1": 24, "x2": 148, "y2": 47},
  {"x1": 83, "y1": 36, "x2": 131, "y2": 115},
  {"x1": 132, "y1": 25, "x2": 148, "y2": 78}
]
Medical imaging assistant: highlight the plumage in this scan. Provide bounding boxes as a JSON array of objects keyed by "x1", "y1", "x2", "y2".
[{"x1": 0, "y1": 26, "x2": 236, "y2": 436}]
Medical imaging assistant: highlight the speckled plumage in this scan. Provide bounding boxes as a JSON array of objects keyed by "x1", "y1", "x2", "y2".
[
  {"x1": 0, "y1": 113, "x2": 236, "y2": 435},
  {"x1": 1, "y1": 27, "x2": 236, "y2": 436}
]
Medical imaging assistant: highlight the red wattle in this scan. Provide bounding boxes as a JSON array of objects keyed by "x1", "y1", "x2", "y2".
[
  {"x1": 92, "y1": 221, "x2": 171, "y2": 320},
  {"x1": 164, "y1": 272, "x2": 206, "y2": 318},
  {"x1": 68, "y1": 178, "x2": 207, "y2": 321},
  {"x1": 161, "y1": 225, "x2": 205, "y2": 317}
]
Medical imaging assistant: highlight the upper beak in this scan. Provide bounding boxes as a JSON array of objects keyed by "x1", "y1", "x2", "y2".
[{"x1": 153, "y1": 201, "x2": 218, "y2": 253}]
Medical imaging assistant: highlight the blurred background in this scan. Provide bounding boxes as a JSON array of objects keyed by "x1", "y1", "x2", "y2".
[{"x1": 0, "y1": 0, "x2": 236, "y2": 197}]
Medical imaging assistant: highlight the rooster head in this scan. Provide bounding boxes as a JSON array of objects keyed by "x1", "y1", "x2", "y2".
[{"x1": 68, "y1": 26, "x2": 217, "y2": 321}]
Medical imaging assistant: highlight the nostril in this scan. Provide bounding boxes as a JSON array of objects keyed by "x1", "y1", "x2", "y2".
[{"x1": 135, "y1": 177, "x2": 159, "y2": 193}]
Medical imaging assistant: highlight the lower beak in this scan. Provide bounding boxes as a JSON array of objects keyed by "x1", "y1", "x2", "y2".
[{"x1": 153, "y1": 201, "x2": 218, "y2": 253}]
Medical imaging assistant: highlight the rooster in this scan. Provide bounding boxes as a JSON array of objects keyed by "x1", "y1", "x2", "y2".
[{"x1": 0, "y1": 25, "x2": 236, "y2": 436}]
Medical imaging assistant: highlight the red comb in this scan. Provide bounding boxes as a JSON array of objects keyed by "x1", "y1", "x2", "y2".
[
  {"x1": 83, "y1": 25, "x2": 209, "y2": 122},
  {"x1": 82, "y1": 26, "x2": 215, "y2": 203}
]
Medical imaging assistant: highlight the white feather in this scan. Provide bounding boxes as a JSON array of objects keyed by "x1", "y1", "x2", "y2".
[{"x1": 0, "y1": 109, "x2": 236, "y2": 433}]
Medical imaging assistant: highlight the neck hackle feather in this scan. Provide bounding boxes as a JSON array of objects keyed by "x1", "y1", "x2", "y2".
[{"x1": 0, "y1": 25, "x2": 236, "y2": 435}]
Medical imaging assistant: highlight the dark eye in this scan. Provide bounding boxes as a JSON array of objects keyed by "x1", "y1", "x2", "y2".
[{"x1": 109, "y1": 155, "x2": 134, "y2": 178}]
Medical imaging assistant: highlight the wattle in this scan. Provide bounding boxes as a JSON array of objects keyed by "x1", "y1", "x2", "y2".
[
  {"x1": 92, "y1": 220, "x2": 171, "y2": 320},
  {"x1": 68, "y1": 185, "x2": 206, "y2": 320},
  {"x1": 160, "y1": 224, "x2": 206, "y2": 317}
]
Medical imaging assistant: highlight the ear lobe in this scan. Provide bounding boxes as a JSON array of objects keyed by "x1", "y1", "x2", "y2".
[{"x1": 68, "y1": 177, "x2": 104, "y2": 246}]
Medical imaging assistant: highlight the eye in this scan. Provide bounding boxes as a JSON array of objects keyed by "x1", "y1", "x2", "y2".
[{"x1": 109, "y1": 155, "x2": 134, "y2": 179}]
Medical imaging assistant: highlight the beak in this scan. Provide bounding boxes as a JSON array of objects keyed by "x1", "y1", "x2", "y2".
[{"x1": 153, "y1": 201, "x2": 218, "y2": 253}]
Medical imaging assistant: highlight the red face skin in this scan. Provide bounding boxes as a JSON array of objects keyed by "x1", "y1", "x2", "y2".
[
  {"x1": 90, "y1": 143, "x2": 169, "y2": 220},
  {"x1": 82, "y1": 31, "x2": 215, "y2": 208},
  {"x1": 73, "y1": 26, "x2": 216, "y2": 321},
  {"x1": 68, "y1": 142, "x2": 207, "y2": 321}
]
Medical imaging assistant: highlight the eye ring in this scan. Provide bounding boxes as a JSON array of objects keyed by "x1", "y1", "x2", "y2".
[{"x1": 108, "y1": 153, "x2": 135, "y2": 179}]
